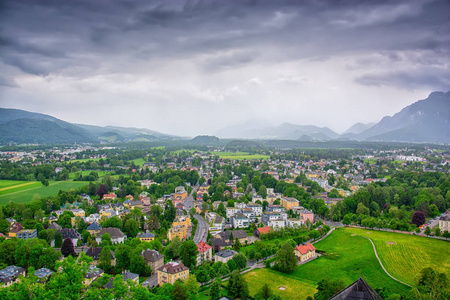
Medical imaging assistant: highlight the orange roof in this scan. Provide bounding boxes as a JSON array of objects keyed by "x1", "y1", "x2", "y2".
[
  {"x1": 197, "y1": 241, "x2": 212, "y2": 253},
  {"x1": 257, "y1": 226, "x2": 273, "y2": 235},
  {"x1": 295, "y1": 243, "x2": 316, "y2": 255}
]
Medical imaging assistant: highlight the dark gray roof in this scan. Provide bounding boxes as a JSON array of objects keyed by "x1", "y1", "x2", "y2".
[
  {"x1": 141, "y1": 249, "x2": 164, "y2": 262},
  {"x1": 215, "y1": 249, "x2": 237, "y2": 258},
  {"x1": 87, "y1": 221, "x2": 102, "y2": 231},
  {"x1": 86, "y1": 247, "x2": 115, "y2": 260},
  {"x1": 58, "y1": 228, "x2": 81, "y2": 239},
  {"x1": 219, "y1": 230, "x2": 247, "y2": 240},
  {"x1": 329, "y1": 278, "x2": 383, "y2": 300},
  {"x1": 34, "y1": 268, "x2": 53, "y2": 278},
  {"x1": 123, "y1": 271, "x2": 139, "y2": 281}
]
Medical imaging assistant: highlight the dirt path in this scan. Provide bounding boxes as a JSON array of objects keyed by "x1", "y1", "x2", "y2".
[{"x1": 355, "y1": 234, "x2": 412, "y2": 287}]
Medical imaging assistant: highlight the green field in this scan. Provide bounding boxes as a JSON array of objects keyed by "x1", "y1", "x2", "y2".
[
  {"x1": 0, "y1": 180, "x2": 90, "y2": 205},
  {"x1": 210, "y1": 151, "x2": 270, "y2": 160},
  {"x1": 131, "y1": 158, "x2": 146, "y2": 166},
  {"x1": 69, "y1": 158, "x2": 101, "y2": 163},
  {"x1": 344, "y1": 228, "x2": 450, "y2": 286},
  {"x1": 243, "y1": 268, "x2": 317, "y2": 300},
  {"x1": 68, "y1": 171, "x2": 112, "y2": 180}
]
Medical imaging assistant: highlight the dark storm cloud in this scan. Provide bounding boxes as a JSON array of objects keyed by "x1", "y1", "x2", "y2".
[{"x1": 1, "y1": 0, "x2": 449, "y2": 135}]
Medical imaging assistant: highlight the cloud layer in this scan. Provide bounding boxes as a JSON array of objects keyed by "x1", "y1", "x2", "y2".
[{"x1": 1, "y1": 0, "x2": 449, "y2": 135}]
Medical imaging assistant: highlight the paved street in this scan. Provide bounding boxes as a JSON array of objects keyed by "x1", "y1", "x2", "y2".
[
  {"x1": 183, "y1": 184, "x2": 197, "y2": 212},
  {"x1": 193, "y1": 214, "x2": 208, "y2": 244}
]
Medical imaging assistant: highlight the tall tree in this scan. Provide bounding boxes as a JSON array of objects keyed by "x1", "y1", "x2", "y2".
[
  {"x1": 179, "y1": 240, "x2": 198, "y2": 269},
  {"x1": 209, "y1": 277, "x2": 222, "y2": 300},
  {"x1": 115, "y1": 244, "x2": 130, "y2": 272},
  {"x1": 98, "y1": 246, "x2": 112, "y2": 274},
  {"x1": 255, "y1": 284, "x2": 273, "y2": 300},
  {"x1": 275, "y1": 242, "x2": 297, "y2": 273},
  {"x1": 172, "y1": 280, "x2": 188, "y2": 300},
  {"x1": 61, "y1": 238, "x2": 75, "y2": 257},
  {"x1": 227, "y1": 270, "x2": 249, "y2": 299}
]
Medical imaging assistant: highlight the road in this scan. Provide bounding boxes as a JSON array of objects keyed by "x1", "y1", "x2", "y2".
[
  {"x1": 184, "y1": 184, "x2": 198, "y2": 212},
  {"x1": 193, "y1": 214, "x2": 209, "y2": 244}
]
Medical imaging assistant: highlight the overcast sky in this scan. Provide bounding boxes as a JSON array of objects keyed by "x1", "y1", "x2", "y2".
[{"x1": 1, "y1": 0, "x2": 449, "y2": 136}]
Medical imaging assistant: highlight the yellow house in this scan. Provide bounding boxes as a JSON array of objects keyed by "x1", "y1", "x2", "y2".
[
  {"x1": 281, "y1": 197, "x2": 299, "y2": 210},
  {"x1": 174, "y1": 186, "x2": 188, "y2": 200},
  {"x1": 9, "y1": 222, "x2": 23, "y2": 238},
  {"x1": 168, "y1": 226, "x2": 187, "y2": 241},
  {"x1": 172, "y1": 215, "x2": 191, "y2": 228},
  {"x1": 157, "y1": 262, "x2": 189, "y2": 286},
  {"x1": 138, "y1": 232, "x2": 155, "y2": 242},
  {"x1": 294, "y1": 243, "x2": 316, "y2": 262}
]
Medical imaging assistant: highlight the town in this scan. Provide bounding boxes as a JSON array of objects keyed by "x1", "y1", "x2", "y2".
[{"x1": 0, "y1": 144, "x2": 449, "y2": 300}]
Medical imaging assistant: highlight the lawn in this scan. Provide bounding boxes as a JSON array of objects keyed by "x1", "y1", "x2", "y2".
[
  {"x1": 290, "y1": 228, "x2": 411, "y2": 295},
  {"x1": 344, "y1": 227, "x2": 450, "y2": 286},
  {"x1": 131, "y1": 158, "x2": 146, "y2": 166},
  {"x1": 210, "y1": 151, "x2": 270, "y2": 160},
  {"x1": 69, "y1": 158, "x2": 101, "y2": 163},
  {"x1": 0, "y1": 180, "x2": 90, "y2": 205},
  {"x1": 68, "y1": 170, "x2": 112, "y2": 180},
  {"x1": 243, "y1": 268, "x2": 317, "y2": 300},
  {"x1": 0, "y1": 181, "x2": 42, "y2": 195}
]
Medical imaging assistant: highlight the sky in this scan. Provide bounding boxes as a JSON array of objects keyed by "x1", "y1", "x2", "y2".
[{"x1": 1, "y1": 0, "x2": 449, "y2": 137}]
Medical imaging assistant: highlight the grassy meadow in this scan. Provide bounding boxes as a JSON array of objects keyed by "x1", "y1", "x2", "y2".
[
  {"x1": 211, "y1": 151, "x2": 270, "y2": 160},
  {"x1": 131, "y1": 158, "x2": 146, "y2": 166},
  {"x1": 344, "y1": 227, "x2": 450, "y2": 286},
  {"x1": 0, "y1": 180, "x2": 90, "y2": 205}
]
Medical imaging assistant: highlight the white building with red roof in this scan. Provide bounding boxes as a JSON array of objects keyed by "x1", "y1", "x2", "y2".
[
  {"x1": 294, "y1": 242, "x2": 316, "y2": 262},
  {"x1": 196, "y1": 241, "x2": 212, "y2": 266}
]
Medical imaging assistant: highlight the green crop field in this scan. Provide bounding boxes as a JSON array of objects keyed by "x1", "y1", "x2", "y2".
[
  {"x1": 0, "y1": 180, "x2": 90, "y2": 205},
  {"x1": 290, "y1": 228, "x2": 411, "y2": 296},
  {"x1": 243, "y1": 268, "x2": 317, "y2": 300},
  {"x1": 68, "y1": 171, "x2": 112, "y2": 180},
  {"x1": 210, "y1": 151, "x2": 270, "y2": 160},
  {"x1": 344, "y1": 227, "x2": 450, "y2": 286}
]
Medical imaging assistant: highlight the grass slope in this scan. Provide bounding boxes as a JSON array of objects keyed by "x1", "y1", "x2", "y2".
[
  {"x1": 0, "y1": 180, "x2": 89, "y2": 205},
  {"x1": 291, "y1": 228, "x2": 411, "y2": 295},
  {"x1": 211, "y1": 151, "x2": 270, "y2": 160},
  {"x1": 243, "y1": 268, "x2": 317, "y2": 300},
  {"x1": 344, "y1": 227, "x2": 450, "y2": 286},
  {"x1": 131, "y1": 158, "x2": 145, "y2": 166}
]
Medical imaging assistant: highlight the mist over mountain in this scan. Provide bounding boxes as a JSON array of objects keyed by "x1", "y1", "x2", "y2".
[{"x1": 342, "y1": 122, "x2": 375, "y2": 135}]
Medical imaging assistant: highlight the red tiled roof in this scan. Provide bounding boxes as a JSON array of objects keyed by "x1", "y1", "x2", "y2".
[
  {"x1": 295, "y1": 243, "x2": 316, "y2": 255},
  {"x1": 257, "y1": 226, "x2": 273, "y2": 235},
  {"x1": 197, "y1": 241, "x2": 212, "y2": 253}
]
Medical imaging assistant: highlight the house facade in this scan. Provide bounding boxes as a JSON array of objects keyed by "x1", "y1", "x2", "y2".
[
  {"x1": 157, "y1": 262, "x2": 189, "y2": 286},
  {"x1": 294, "y1": 243, "x2": 316, "y2": 262}
]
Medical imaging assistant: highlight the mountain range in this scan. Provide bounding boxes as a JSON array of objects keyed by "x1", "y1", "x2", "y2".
[
  {"x1": 0, "y1": 91, "x2": 449, "y2": 144},
  {"x1": 0, "y1": 109, "x2": 178, "y2": 144}
]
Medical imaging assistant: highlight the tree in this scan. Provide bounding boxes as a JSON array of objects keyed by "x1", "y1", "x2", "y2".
[
  {"x1": 115, "y1": 244, "x2": 130, "y2": 272},
  {"x1": 165, "y1": 236, "x2": 182, "y2": 260},
  {"x1": 356, "y1": 203, "x2": 370, "y2": 215},
  {"x1": 61, "y1": 238, "x2": 75, "y2": 257},
  {"x1": 217, "y1": 202, "x2": 226, "y2": 217},
  {"x1": 233, "y1": 237, "x2": 242, "y2": 252},
  {"x1": 411, "y1": 211, "x2": 426, "y2": 227},
  {"x1": 228, "y1": 270, "x2": 249, "y2": 299},
  {"x1": 233, "y1": 253, "x2": 247, "y2": 270},
  {"x1": 434, "y1": 227, "x2": 441, "y2": 237},
  {"x1": 425, "y1": 226, "x2": 431, "y2": 236},
  {"x1": 185, "y1": 274, "x2": 199, "y2": 300},
  {"x1": 416, "y1": 267, "x2": 449, "y2": 300},
  {"x1": 96, "y1": 184, "x2": 109, "y2": 199},
  {"x1": 227, "y1": 259, "x2": 237, "y2": 272},
  {"x1": 255, "y1": 284, "x2": 273, "y2": 300},
  {"x1": 101, "y1": 232, "x2": 112, "y2": 246},
  {"x1": 179, "y1": 240, "x2": 198, "y2": 268},
  {"x1": 209, "y1": 277, "x2": 222, "y2": 300},
  {"x1": 258, "y1": 185, "x2": 267, "y2": 199},
  {"x1": 172, "y1": 280, "x2": 188, "y2": 300},
  {"x1": 98, "y1": 246, "x2": 112, "y2": 273},
  {"x1": 275, "y1": 242, "x2": 297, "y2": 273},
  {"x1": 130, "y1": 254, "x2": 151, "y2": 276},
  {"x1": 54, "y1": 231, "x2": 63, "y2": 248},
  {"x1": 124, "y1": 219, "x2": 139, "y2": 238},
  {"x1": 314, "y1": 278, "x2": 346, "y2": 300},
  {"x1": 443, "y1": 230, "x2": 450, "y2": 240},
  {"x1": 101, "y1": 216, "x2": 123, "y2": 230}
]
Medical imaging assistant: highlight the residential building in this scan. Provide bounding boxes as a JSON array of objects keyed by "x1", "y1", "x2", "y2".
[
  {"x1": 281, "y1": 197, "x2": 299, "y2": 210},
  {"x1": 174, "y1": 186, "x2": 188, "y2": 200},
  {"x1": 247, "y1": 204, "x2": 263, "y2": 216},
  {"x1": 84, "y1": 265, "x2": 104, "y2": 285},
  {"x1": 86, "y1": 221, "x2": 102, "y2": 235},
  {"x1": 286, "y1": 218, "x2": 302, "y2": 228},
  {"x1": 241, "y1": 208, "x2": 256, "y2": 222},
  {"x1": 95, "y1": 228, "x2": 125, "y2": 244},
  {"x1": 266, "y1": 205, "x2": 286, "y2": 213},
  {"x1": 231, "y1": 214, "x2": 249, "y2": 228},
  {"x1": 209, "y1": 217, "x2": 225, "y2": 232},
  {"x1": 253, "y1": 226, "x2": 273, "y2": 238},
  {"x1": 215, "y1": 230, "x2": 248, "y2": 244},
  {"x1": 294, "y1": 243, "x2": 316, "y2": 262},
  {"x1": 34, "y1": 268, "x2": 53, "y2": 283},
  {"x1": 172, "y1": 215, "x2": 191, "y2": 228},
  {"x1": 268, "y1": 219, "x2": 285, "y2": 230},
  {"x1": 85, "y1": 247, "x2": 116, "y2": 266},
  {"x1": 58, "y1": 228, "x2": 82, "y2": 246},
  {"x1": 196, "y1": 241, "x2": 212, "y2": 266},
  {"x1": 226, "y1": 207, "x2": 240, "y2": 218},
  {"x1": 8, "y1": 222, "x2": 22, "y2": 238},
  {"x1": 102, "y1": 193, "x2": 117, "y2": 201},
  {"x1": 214, "y1": 249, "x2": 238, "y2": 264},
  {"x1": 123, "y1": 270, "x2": 139, "y2": 283},
  {"x1": 439, "y1": 215, "x2": 450, "y2": 233},
  {"x1": 138, "y1": 232, "x2": 155, "y2": 242},
  {"x1": 85, "y1": 213, "x2": 101, "y2": 223},
  {"x1": 299, "y1": 209, "x2": 314, "y2": 224},
  {"x1": 0, "y1": 266, "x2": 25, "y2": 287},
  {"x1": 141, "y1": 250, "x2": 164, "y2": 274},
  {"x1": 16, "y1": 229, "x2": 37, "y2": 240},
  {"x1": 261, "y1": 212, "x2": 287, "y2": 226},
  {"x1": 168, "y1": 226, "x2": 187, "y2": 241},
  {"x1": 157, "y1": 262, "x2": 189, "y2": 286},
  {"x1": 205, "y1": 212, "x2": 218, "y2": 223}
]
